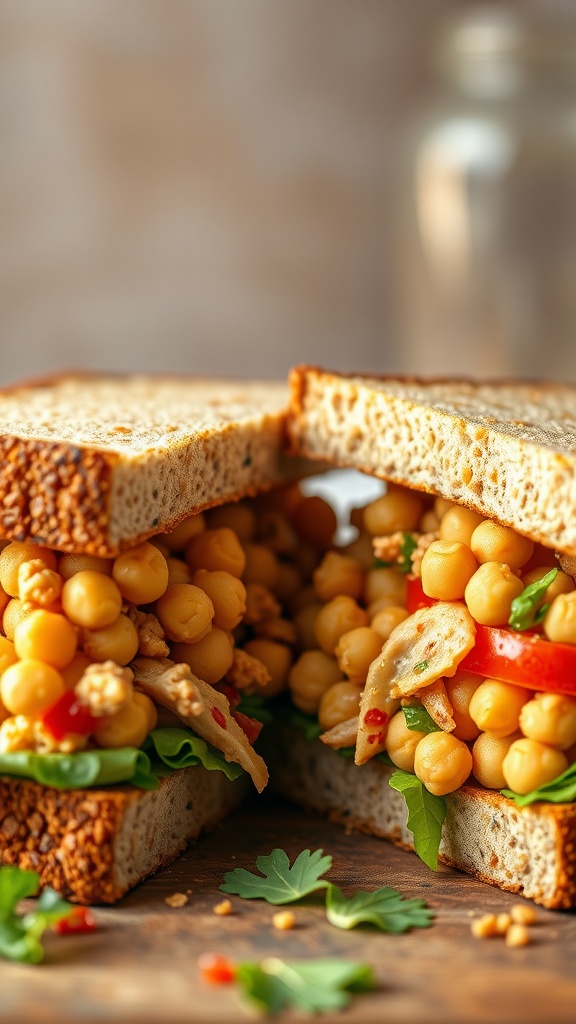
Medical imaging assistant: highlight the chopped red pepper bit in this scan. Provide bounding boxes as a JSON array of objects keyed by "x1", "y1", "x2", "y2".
[
  {"x1": 54, "y1": 906, "x2": 97, "y2": 935},
  {"x1": 233, "y1": 711, "x2": 263, "y2": 746},
  {"x1": 211, "y1": 707, "x2": 227, "y2": 730},
  {"x1": 198, "y1": 953, "x2": 236, "y2": 985},
  {"x1": 364, "y1": 708, "x2": 388, "y2": 727},
  {"x1": 42, "y1": 691, "x2": 97, "y2": 741}
]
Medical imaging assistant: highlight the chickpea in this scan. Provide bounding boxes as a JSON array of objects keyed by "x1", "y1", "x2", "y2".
[
  {"x1": 58, "y1": 554, "x2": 113, "y2": 580},
  {"x1": 82, "y1": 614, "x2": 139, "y2": 665},
  {"x1": 434, "y1": 497, "x2": 455, "y2": 519},
  {"x1": 371, "y1": 605, "x2": 409, "y2": 641},
  {"x1": 339, "y1": 532, "x2": 375, "y2": 571},
  {"x1": 150, "y1": 539, "x2": 170, "y2": 558},
  {"x1": 185, "y1": 528, "x2": 246, "y2": 578},
  {"x1": 439, "y1": 507, "x2": 484, "y2": 547},
  {"x1": 208, "y1": 503, "x2": 256, "y2": 543},
  {"x1": 464, "y1": 562, "x2": 523, "y2": 626},
  {"x1": 470, "y1": 521, "x2": 534, "y2": 571},
  {"x1": 502, "y1": 738, "x2": 568, "y2": 795},
  {"x1": 335, "y1": 627, "x2": 383, "y2": 684},
  {"x1": 243, "y1": 638, "x2": 293, "y2": 698},
  {"x1": 0, "y1": 584, "x2": 10, "y2": 620},
  {"x1": 1, "y1": 659, "x2": 65, "y2": 717},
  {"x1": 62, "y1": 571, "x2": 123, "y2": 630},
  {"x1": 544, "y1": 592, "x2": 576, "y2": 645},
  {"x1": 61, "y1": 652, "x2": 93, "y2": 690},
  {"x1": 192, "y1": 570, "x2": 246, "y2": 631},
  {"x1": 421, "y1": 540, "x2": 478, "y2": 601},
  {"x1": 469, "y1": 679, "x2": 529, "y2": 738},
  {"x1": 3, "y1": 599, "x2": 31, "y2": 641},
  {"x1": 367, "y1": 596, "x2": 405, "y2": 619},
  {"x1": 420, "y1": 510, "x2": 440, "y2": 533},
  {"x1": 313, "y1": 552, "x2": 364, "y2": 603},
  {"x1": 256, "y1": 510, "x2": 298, "y2": 555},
  {"x1": 318, "y1": 681, "x2": 362, "y2": 731},
  {"x1": 155, "y1": 584, "x2": 214, "y2": 643},
  {"x1": 444, "y1": 672, "x2": 482, "y2": 741},
  {"x1": 472, "y1": 731, "x2": 520, "y2": 789},
  {"x1": 166, "y1": 557, "x2": 193, "y2": 586},
  {"x1": 0, "y1": 636, "x2": 17, "y2": 676},
  {"x1": 112, "y1": 542, "x2": 169, "y2": 604},
  {"x1": 274, "y1": 563, "x2": 302, "y2": 603},
  {"x1": 172, "y1": 628, "x2": 234, "y2": 685},
  {"x1": 242, "y1": 543, "x2": 279, "y2": 590},
  {"x1": 133, "y1": 692, "x2": 158, "y2": 733},
  {"x1": 290, "y1": 495, "x2": 337, "y2": 550},
  {"x1": 0, "y1": 542, "x2": 57, "y2": 598},
  {"x1": 519, "y1": 692, "x2": 576, "y2": 750},
  {"x1": 14, "y1": 609, "x2": 77, "y2": 669},
  {"x1": 385, "y1": 711, "x2": 426, "y2": 773},
  {"x1": 161, "y1": 512, "x2": 206, "y2": 552},
  {"x1": 293, "y1": 602, "x2": 321, "y2": 651},
  {"x1": 288, "y1": 650, "x2": 343, "y2": 714},
  {"x1": 93, "y1": 700, "x2": 150, "y2": 749},
  {"x1": 414, "y1": 731, "x2": 473, "y2": 796},
  {"x1": 363, "y1": 489, "x2": 423, "y2": 537},
  {"x1": 364, "y1": 567, "x2": 407, "y2": 608},
  {"x1": 314, "y1": 596, "x2": 368, "y2": 656},
  {"x1": 522, "y1": 567, "x2": 574, "y2": 604}
]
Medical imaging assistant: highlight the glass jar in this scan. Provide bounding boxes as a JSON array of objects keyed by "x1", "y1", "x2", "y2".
[{"x1": 397, "y1": 7, "x2": 576, "y2": 378}]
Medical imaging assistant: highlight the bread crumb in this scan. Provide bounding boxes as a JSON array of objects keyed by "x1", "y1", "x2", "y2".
[
  {"x1": 165, "y1": 892, "x2": 189, "y2": 909},
  {"x1": 506, "y1": 923, "x2": 532, "y2": 948},
  {"x1": 510, "y1": 904, "x2": 537, "y2": 926},
  {"x1": 272, "y1": 911, "x2": 296, "y2": 931},
  {"x1": 213, "y1": 899, "x2": 233, "y2": 916}
]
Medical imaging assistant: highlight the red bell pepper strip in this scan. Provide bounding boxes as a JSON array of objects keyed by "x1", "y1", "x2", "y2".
[{"x1": 41, "y1": 691, "x2": 97, "y2": 741}]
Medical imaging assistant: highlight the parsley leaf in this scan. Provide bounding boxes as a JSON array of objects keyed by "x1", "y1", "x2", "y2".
[
  {"x1": 509, "y1": 568, "x2": 558, "y2": 631},
  {"x1": 402, "y1": 705, "x2": 440, "y2": 734},
  {"x1": 235, "y1": 958, "x2": 376, "y2": 1015},
  {"x1": 414, "y1": 660, "x2": 429, "y2": 674},
  {"x1": 220, "y1": 848, "x2": 332, "y2": 904},
  {"x1": 325, "y1": 883, "x2": 434, "y2": 932},
  {"x1": 0, "y1": 866, "x2": 73, "y2": 963},
  {"x1": 503, "y1": 761, "x2": 576, "y2": 806},
  {"x1": 389, "y1": 769, "x2": 446, "y2": 870},
  {"x1": 398, "y1": 533, "x2": 418, "y2": 574}
]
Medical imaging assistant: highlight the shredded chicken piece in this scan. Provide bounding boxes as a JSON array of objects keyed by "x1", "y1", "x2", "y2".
[
  {"x1": 420, "y1": 680, "x2": 456, "y2": 732},
  {"x1": 34, "y1": 721, "x2": 89, "y2": 754},
  {"x1": 0, "y1": 715, "x2": 36, "y2": 753},
  {"x1": 410, "y1": 532, "x2": 439, "y2": 578},
  {"x1": 226, "y1": 648, "x2": 271, "y2": 691},
  {"x1": 18, "y1": 559, "x2": 62, "y2": 607},
  {"x1": 558, "y1": 553, "x2": 576, "y2": 580},
  {"x1": 75, "y1": 661, "x2": 134, "y2": 718},
  {"x1": 243, "y1": 583, "x2": 281, "y2": 625},
  {"x1": 131, "y1": 657, "x2": 268, "y2": 792},
  {"x1": 254, "y1": 617, "x2": 297, "y2": 646},
  {"x1": 372, "y1": 532, "x2": 405, "y2": 565},
  {"x1": 127, "y1": 606, "x2": 170, "y2": 658},
  {"x1": 319, "y1": 715, "x2": 359, "y2": 750}
]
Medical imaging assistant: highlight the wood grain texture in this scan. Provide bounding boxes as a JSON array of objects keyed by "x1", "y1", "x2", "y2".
[{"x1": 3, "y1": 796, "x2": 576, "y2": 1024}]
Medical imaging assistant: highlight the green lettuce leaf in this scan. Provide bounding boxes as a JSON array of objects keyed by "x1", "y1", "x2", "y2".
[
  {"x1": 502, "y1": 761, "x2": 576, "y2": 806},
  {"x1": 388, "y1": 769, "x2": 446, "y2": 870},
  {"x1": 0, "y1": 748, "x2": 158, "y2": 790},
  {"x1": 143, "y1": 727, "x2": 244, "y2": 782}
]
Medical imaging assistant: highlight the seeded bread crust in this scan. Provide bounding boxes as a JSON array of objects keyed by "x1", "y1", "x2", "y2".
[
  {"x1": 269, "y1": 728, "x2": 576, "y2": 909},
  {"x1": 0, "y1": 768, "x2": 247, "y2": 904},
  {"x1": 287, "y1": 365, "x2": 576, "y2": 556}
]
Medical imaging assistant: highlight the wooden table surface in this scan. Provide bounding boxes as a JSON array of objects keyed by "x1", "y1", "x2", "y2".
[{"x1": 3, "y1": 794, "x2": 576, "y2": 1024}]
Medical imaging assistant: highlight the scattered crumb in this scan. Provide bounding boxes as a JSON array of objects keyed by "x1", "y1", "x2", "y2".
[
  {"x1": 213, "y1": 899, "x2": 233, "y2": 916},
  {"x1": 165, "y1": 892, "x2": 189, "y2": 909},
  {"x1": 510, "y1": 904, "x2": 537, "y2": 926},
  {"x1": 272, "y1": 911, "x2": 296, "y2": 931},
  {"x1": 467, "y1": 910, "x2": 475, "y2": 917}
]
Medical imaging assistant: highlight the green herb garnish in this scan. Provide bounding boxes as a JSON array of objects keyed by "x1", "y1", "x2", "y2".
[
  {"x1": 508, "y1": 568, "x2": 558, "y2": 631},
  {"x1": 414, "y1": 660, "x2": 429, "y2": 674},
  {"x1": 235, "y1": 958, "x2": 376, "y2": 1015},
  {"x1": 402, "y1": 705, "x2": 440, "y2": 734},
  {"x1": 389, "y1": 769, "x2": 446, "y2": 870},
  {"x1": 325, "y1": 884, "x2": 433, "y2": 933},
  {"x1": 220, "y1": 848, "x2": 332, "y2": 904},
  {"x1": 503, "y1": 762, "x2": 576, "y2": 806},
  {"x1": 0, "y1": 867, "x2": 73, "y2": 963},
  {"x1": 398, "y1": 532, "x2": 418, "y2": 573}
]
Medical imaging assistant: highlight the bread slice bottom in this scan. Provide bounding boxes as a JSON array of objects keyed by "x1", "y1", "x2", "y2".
[
  {"x1": 268, "y1": 726, "x2": 576, "y2": 909},
  {"x1": 0, "y1": 769, "x2": 248, "y2": 904}
]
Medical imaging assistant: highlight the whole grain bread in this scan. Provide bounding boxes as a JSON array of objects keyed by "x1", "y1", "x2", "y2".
[
  {"x1": 0, "y1": 374, "x2": 301, "y2": 557},
  {"x1": 287, "y1": 366, "x2": 576, "y2": 555},
  {"x1": 269, "y1": 727, "x2": 576, "y2": 909},
  {"x1": 0, "y1": 767, "x2": 247, "y2": 904}
]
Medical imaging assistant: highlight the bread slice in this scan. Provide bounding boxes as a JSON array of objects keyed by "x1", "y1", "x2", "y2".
[
  {"x1": 0, "y1": 768, "x2": 247, "y2": 904},
  {"x1": 269, "y1": 726, "x2": 576, "y2": 909},
  {"x1": 0, "y1": 374, "x2": 301, "y2": 557},
  {"x1": 288, "y1": 366, "x2": 576, "y2": 555}
]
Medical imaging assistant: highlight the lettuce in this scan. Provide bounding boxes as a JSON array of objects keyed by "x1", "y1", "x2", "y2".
[{"x1": 143, "y1": 727, "x2": 245, "y2": 782}]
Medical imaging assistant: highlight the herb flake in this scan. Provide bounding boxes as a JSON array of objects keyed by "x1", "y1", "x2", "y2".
[
  {"x1": 389, "y1": 769, "x2": 446, "y2": 870},
  {"x1": 402, "y1": 705, "x2": 440, "y2": 734},
  {"x1": 398, "y1": 533, "x2": 418, "y2": 574},
  {"x1": 414, "y1": 660, "x2": 429, "y2": 674},
  {"x1": 509, "y1": 568, "x2": 558, "y2": 631}
]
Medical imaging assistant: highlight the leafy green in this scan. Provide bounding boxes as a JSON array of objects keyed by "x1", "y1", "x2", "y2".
[
  {"x1": 373, "y1": 557, "x2": 393, "y2": 568},
  {"x1": 325, "y1": 883, "x2": 434, "y2": 933},
  {"x1": 503, "y1": 762, "x2": 576, "y2": 806},
  {"x1": 398, "y1": 533, "x2": 418, "y2": 574},
  {"x1": 389, "y1": 769, "x2": 446, "y2": 870},
  {"x1": 235, "y1": 693, "x2": 274, "y2": 725},
  {"x1": 143, "y1": 727, "x2": 244, "y2": 782},
  {"x1": 235, "y1": 958, "x2": 376, "y2": 1015},
  {"x1": 402, "y1": 705, "x2": 440, "y2": 734},
  {"x1": 288, "y1": 708, "x2": 324, "y2": 741},
  {"x1": 509, "y1": 568, "x2": 558, "y2": 631},
  {"x1": 414, "y1": 660, "x2": 429, "y2": 674},
  {"x1": 0, "y1": 867, "x2": 72, "y2": 963},
  {"x1": 0, "y1": 748, "x2": 158, "y2": 791},
  {"x1": 220, "y1": 848, "x2": 332, "y2": 904}
]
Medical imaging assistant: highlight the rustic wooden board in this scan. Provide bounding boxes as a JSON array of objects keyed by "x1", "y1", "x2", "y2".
[{"x1": 2, "y1": 795, "x2": 576, "y2": 1024}]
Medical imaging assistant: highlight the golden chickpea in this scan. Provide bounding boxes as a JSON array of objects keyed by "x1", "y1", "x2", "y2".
[
  {"x1": 544, "y1": 592, "x2": 576, "y2": 644},
  {"x1": 61, "y1": 652, "x2": 93, "y2": 690},
  {"x1": 385, "y1": 710, "x2": 427, "y2": 773},
  {"x1": 340, "y1": 532, "x2": 375, "y2": 571},
  {"x1": 1, "y1": 659, "x2": 65, "y2": 716},
  {"x1": 81, "y1": 614, "x2": 139, "y2": 665},
  {"x1": 243, "y1": 638, "x2": 293, "y2": 698},
  {"x1": 166, "y1": 557, "x2": 193, "y2": 586},
  {"x1": 242, "y1": 543, "x2": 279, "y2": 590},
  {"x1": 0, "y1": 584, "x2": 10, "y2": 620},
  {"x1": 522, "y1": 567, "x2": 574, "y2": 603},
  {"x1": 371, "y1": 605, "x2": 409, "y2": 641},
  {"x1": 150, "y1": 539, "x2": 170, "y2": 558},
  {"x1": 420, "y1": 510, "x2": 440, "y2": 533},
  {"x1": 469, "y1": 679, "x2": 530, "y2": 738},
  {"x1": 172, "y1": 628, "x2": 234, "y2": 685},
  {"x1": 93, "y1": 700, "x2": 150, "y2": 749},
  {"x1": 0, "y1": 635, "x2": 17, "y2": 676},
  {"x1": 335, "y1": 627, "x2": 383, "y2": 684},
  {"x1": 502, "y1": 738, "x2": 568, "y2": 794},
  {"x1": 62, "y1": 571, "x2": 123, "y2": 630},
  {"x1": 414, "y1": 731, "x2": 473, "y2": 796},
  {"x1": 318, "y1": 681, "x2": 362, "y2": 731},
  {"x1": 464, "y1": 562, "x2": 524, "y2": 626},
  {"x1": 112, "y1": 542, "x2": 169, "y2": 604},
  {"x1": 274, "y1": 563, "x2": 302, "y2": 603},
  {"x1": 208, "y1": 503, "x2": 256, "y2": 543},
  {"x1": 185, "y1": 528, "x2": 246, "y2": 578},
  {"x1": 192, "y1": 570, "x2": 246, "y2": 631},
  {"x1": 290, "y1": 495, "x2": 337, "y2": 550},
  {"x1": 288, "y1": 650, "x2": 343, "y2": 714},
  {"x1": 444, "y1": 672, "x2": 482, "y2": 741},
  {"x1": 155, "y1": 584, "x2": 214, "y2": 643},
  {"x1": 363, "y1": 489, "x2": 423, "y2": 537},
  {"x1": 421, "y1": 540, "x2": 478, "y2": 601},
  {"x1": 470, "y1": 521, "x2": 534, "y2": 571},
  {"x1": 364, "y1": 567, "x2": 407, "y2": 608},
  {"x1": 314, "y1": 596, "x2": 369, "y2": 656},
  {"x1": 313, "y1": 552, "x2": 364, "y2": 603},
  {"x1": 439, "y1": 507, "x2": 484, "y2": 547},
  {"x1": 472, "y1": 732, "x2": 520, "y2": 789},
  {"x1": 133, "y1": 692, "x2": 158, "y2": 732},
  {"x1": 519, "y1": 692, "x2": 576, "y2": 750},
  {"x1": 0, "y1": 542, "x2": 57, "y2": 598},
  {"x1": 161, "y1": 512, "x2": 206, "y2": 552},
  {"x1": 367, "y1": 596, "x2": 405, "y2": 619},
  {"x1": 58, "y1": 554, "x2": 113, "y2": 580},
  {"x1": 293, "y1": 602, "x2": 322, "y2": 651},
  {"x1": 3, "y1": 598, "x2": 31, "y2": 641},
  {"x1": 14, "y1": 609, "x2": 77, "y2": 668},
  {"x1": 434, "y1": 497, "x2": 455, "y2": 519}
]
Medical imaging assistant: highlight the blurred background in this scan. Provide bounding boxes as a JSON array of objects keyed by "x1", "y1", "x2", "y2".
[{"x1": 1, "y1": 0, "x2": 576, "y2": 384}]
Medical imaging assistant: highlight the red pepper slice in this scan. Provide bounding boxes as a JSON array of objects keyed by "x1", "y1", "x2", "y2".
[
  {"x1": 54, "y1": 906, "x2": 97, "y2": 935},
  {"x1": 198, "y1": 953, "x2": 236, "y2": 985},
  {"x1": 218, "y1": 684, "x2": 241, "y2": 710},
  {"x1": 233, "y1": 711, "x2": 263, "y2": 746},
  {"x1": 42, "y1": 691, "x2": 97, "y2": 741},
  {"x1": 406, "y1": 576, "x2": 576, "y2": 694}
]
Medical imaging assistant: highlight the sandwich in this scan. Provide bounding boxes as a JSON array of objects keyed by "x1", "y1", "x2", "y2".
[{"x1": 271, "y1": 365, "x2": 576, "y2": 910}]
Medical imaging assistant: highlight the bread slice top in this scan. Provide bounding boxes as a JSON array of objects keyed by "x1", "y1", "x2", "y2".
[
  {"x1": 0, "y1": 374, "x2": 295, "y2": 556},
  {"x1": 287, "y1": 365, "x2": 576, "y2": 555}
]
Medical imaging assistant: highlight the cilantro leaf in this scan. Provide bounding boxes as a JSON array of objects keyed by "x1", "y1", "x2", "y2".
[
  {"x1": 0, "y1": 867, "x2": 73, "y2": 963},
  {"x1": 503, "y1": 761, "x2": 576, "y2": 806},
  {"x1": 220, "y1": 848, "x2": 332, "y2": 904},
  {"x1": 402, "y1": 705, "x2": 440, "y2": 734},
  {"x1": 389, "y1": 769, "x2": 446, "y2": 870},
  {"x1": 235, "y1": 958, "x2": 376, "y2": 1015},
  {"x1": 509, "y1": 568, "x2": 558, "y2": 631},
  {"x1": 398, "y1": 533, "x2": 418, "y2": 574},
  {"x1": 325, "y1": 883, "x2": 433, "y2": 932}
]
